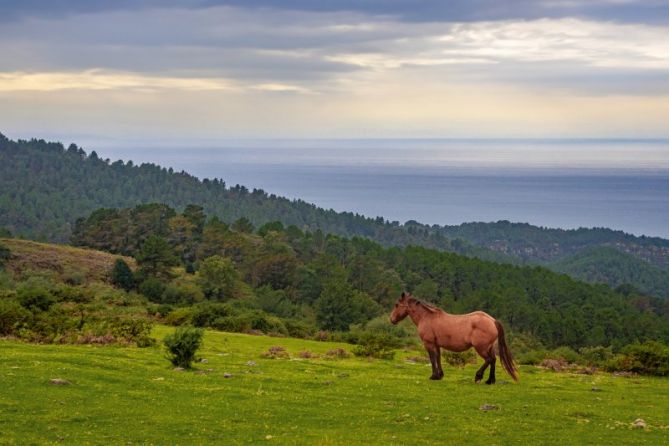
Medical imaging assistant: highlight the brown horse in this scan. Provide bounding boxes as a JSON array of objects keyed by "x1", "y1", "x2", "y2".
[{"x1": 390, "y1": 292, "x2": 518, "y2": 384}]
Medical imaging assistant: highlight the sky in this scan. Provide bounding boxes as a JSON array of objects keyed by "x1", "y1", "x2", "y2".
[{"x1": 1, "y1": 0, "x2": 669, "y2": 145}]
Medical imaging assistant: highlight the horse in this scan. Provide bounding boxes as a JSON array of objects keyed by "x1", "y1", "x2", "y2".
[{"x1": 390, "y1": 292, "x2": 518, "y2": 384}]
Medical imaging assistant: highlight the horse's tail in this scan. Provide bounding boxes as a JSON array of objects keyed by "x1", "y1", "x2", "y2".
[{"x1": 495, "y1": 320, "x2": 518, "y2": 381}]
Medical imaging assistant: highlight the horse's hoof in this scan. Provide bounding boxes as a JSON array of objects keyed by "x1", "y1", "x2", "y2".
[
  {"x1": 430, "y1": 375, "x2": 440, "y2": 380},
  {"x1": 485, "y1": 380, "x2": 495, "y2": 385},
  {"x1": 475, "y1": 378, "x2": 482, "y2": 384}
]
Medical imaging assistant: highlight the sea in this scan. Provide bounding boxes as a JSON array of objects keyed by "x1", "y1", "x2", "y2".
[{"x1": 96, "y1": 139, "x2": 669, "y2": 239}]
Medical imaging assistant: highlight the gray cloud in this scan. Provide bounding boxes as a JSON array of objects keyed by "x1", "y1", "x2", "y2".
[{"x1": 2, "y1": 0, "x2": 668, "y2": 24}]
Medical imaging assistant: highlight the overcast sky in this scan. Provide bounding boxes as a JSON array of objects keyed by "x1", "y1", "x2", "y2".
[{"x1": 2, "y1": 0, "x2": 669, "y2": 145}]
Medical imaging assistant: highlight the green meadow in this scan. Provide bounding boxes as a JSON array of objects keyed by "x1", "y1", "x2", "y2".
[{"x1": 1, "y1": 326, "x2": 668, "y2": 446}]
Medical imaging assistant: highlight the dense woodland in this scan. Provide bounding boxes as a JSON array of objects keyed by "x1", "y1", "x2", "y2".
[
  {"x1": 68, "y1": 203, "x2": 669, "y2": 350},
  {"x1": 2, "y1": 132, "x2": 669, "y2": 298}
]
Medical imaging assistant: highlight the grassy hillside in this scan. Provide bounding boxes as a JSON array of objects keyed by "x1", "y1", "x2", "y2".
[
  {"x1": 550, "y1": 246, "x2": 669, "y2": 298},
  {"x1": 0, "y1": 238, "x2": 135, "y2": 284},
  {"x1": 1, "y1": 326, "x2": 667, "y2": 445}
]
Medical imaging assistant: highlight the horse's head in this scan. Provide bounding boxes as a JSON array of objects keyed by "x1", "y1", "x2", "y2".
[{"x1": 390, "y1": 292, "x2": 411, "y2": 324}]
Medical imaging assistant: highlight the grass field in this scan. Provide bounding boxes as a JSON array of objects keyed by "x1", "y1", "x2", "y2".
[{"x1": 1, "y1": 326, "x2": 668, "y2": 445}]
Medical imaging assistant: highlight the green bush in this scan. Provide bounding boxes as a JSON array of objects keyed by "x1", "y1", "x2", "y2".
[
  {"x1": 163, "y1": 326, "x2": 204, "y2": 368},
  {"x1": 351, "y1": 332, "x2": 399, "y2": 359},
  {"x1": 110, "y1": 317, "x2": 155, "y2": 347},
  {"x1": 0, "y1": 242, "x2": 10, "y2": 267},
  {"x1": 17, "y1": 281, "x2": 55, "y2": 312},
  {"x1": 579, "y1": 346, "x2": 613, "y2": 366},
  {"x1": 0, "y1": 299, "x2": 30, "y2": 335},
  {"x1": 442, "y1": 349, "x2": 478, "y2": 367},
  {"x1": 606, "y1": 341, "x2": 669, "y2": 376},
  {"x1": 165, "y1": 307, "x2": 195, "y2": 326},
  {"x1": 138, "y1": 278, "x2": 166, "y2": 303},
  {"x1": 190, "y1": 302, "x2": 235, "y2": 327},
  {"x1": 110, "y1": 259, "x2": 135, "y2": 291}
]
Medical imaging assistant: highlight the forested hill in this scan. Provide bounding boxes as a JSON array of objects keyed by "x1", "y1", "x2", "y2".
[
  {"x1": 440, "y1": 221, "x2": 669, "y2": 268},
  {"x1": 2, "y1": 132, "x2": 669, "y2": 297},
  {"x1": 0, "y1": 133, "x2": 501, "y2": 261}
]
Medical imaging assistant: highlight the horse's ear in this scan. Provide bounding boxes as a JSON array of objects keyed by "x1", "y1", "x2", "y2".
[{"x1": 401, "y1": 292, "x2": 406, "y2": 298}]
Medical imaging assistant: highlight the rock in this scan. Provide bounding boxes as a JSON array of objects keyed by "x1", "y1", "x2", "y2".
[
  {"x1": 632, "y1": 418, "x2": 646, "y2": 429},
  {"x1": 173, "y1": 367, "x2": 185, "y2": 372},
  {"x1": 591, "y1": 387, "x2": 602, "y2": 392},
  {"x1": 223, "y1": 373, "x2": 233, "y2": 378},
  {"x1": 49, "y1": 378, "x2": 71, "y2": 386},
  {"x1": 246, "y1": 361, "x2": 257, "y2": 367},
  {"x1": 479, "y1": 404, "x2": 498, "y2": 411},
  {"x1": 200, "y1": 358, "x2": 209, "y2": 364}
]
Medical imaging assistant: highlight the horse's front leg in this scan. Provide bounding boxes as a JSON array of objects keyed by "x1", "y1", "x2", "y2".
[
  {"x1": 425, "y1": 343, "x2": 442, "y2": 380},
  {"x1": 434, "y1": 346, "x2": 444, "y2": 379}
]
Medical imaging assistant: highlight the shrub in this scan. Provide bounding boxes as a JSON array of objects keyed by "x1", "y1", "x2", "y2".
[
  {"x1": 17, "y1": 281, "x2": 55, "y2": 312},
  {"x1": 0, "y1": 242, "x2": 10, "y2": 268},
  {"x1": 110, "y1": 259, "x2": 135, "y2": 291},
  {"x1": 579, "y1": 346, "x2": 613, "y2": 366},
  {"x1": 0, "y1": 299, "x2": 30, "y2": 335},
  {"x1": 284, "y1": 319, "x2": 317, "y2": 339},
  {"x1": 138, "y1": 278, "x2": 166, "y2": 303},
  {"x1": 163, "y1": 326, "x2": 204, "y2": 368},
  {"x1": 606, "y1": 341, "x2": 669, "y2": 376},
  {"x1": 190, "y1": 302, "x2": 234, "y2": 327},
  {"x1": 110, "y1": 317, "x2": 155, "y2": 347},
  {"x1": 162, "y1": 282, "x2": 205, "y2": 305},
  {"x1": 351, "y1": 332, "x2": 399, "y2": 359},
  {"x1": 550, "y1": 346, "x2": 582, "y2": 364},
  {"x1": 442, "y1": 349, "x2": 478, "y2": 367},
  {"x1": 324, "y1": 348, "x2": 350, "y2": 359},
  {"x1": 261, "y1": 345, "x2": 290, "y2": 359}
]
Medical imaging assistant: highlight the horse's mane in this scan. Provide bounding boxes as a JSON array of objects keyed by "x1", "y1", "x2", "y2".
[{"x1": 409, "y1": 297, "x2": 440, "y2": 314}]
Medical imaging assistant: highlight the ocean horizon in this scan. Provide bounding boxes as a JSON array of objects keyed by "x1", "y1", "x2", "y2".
[{"x1": 96, "y1": 139, "x2": 669, "y2": 239}]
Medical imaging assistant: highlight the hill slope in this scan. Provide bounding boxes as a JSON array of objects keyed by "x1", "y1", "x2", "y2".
[
  {"x1": 2, "y1": 132, "x2": 669, "y2": 297},
  {"x1": 0, "y1": 132, "x2": 506, "y2": 262},
  {"x1": 1, "y1": 238, "x2": 135, "y2": 283},
  {"x1": 549, "y1": 246, "x2": 669, "y2": 298}
]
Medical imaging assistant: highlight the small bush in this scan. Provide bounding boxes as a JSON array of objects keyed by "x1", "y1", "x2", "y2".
[
  {"x1": 324, "y1": 348, "x2": 350, "y2": 359},
  {"x1": 110, "y1": 317, "x2": 155, "y2": 347},
  {"x1": 579, "y1": 346, "x2": 613, "y2": 366},
  {"x1": 110, "y1": 259, "x2": 134, "y2": 291},
  {"x1": 298, "y1": 350, "x2": 318, "y2": 359},
  {"x1": 606, "y1": 341, "x2": 669, "y2": 376},
  {"x1": 163, "y1": 326, "x2": 204, "y2": 368},
  {"x1": 517, "y1": 349, "x2": 549, "y2": 365},
  {"x1": 138, "y1": 278, "x2": 166, "y2": 303},
  {"x1": 351, "y1": 333, "x2": 398, "y2": 359},
  {"x1": 261, "y1": 345, "x2": 290, "y2": 359},
  {"x1": 17, "y1": 281, "x2": 55, "y2": 312},
  {"x1": 442, "y1": 349, "x2": 478, "y2": 368},
  {"x1": 0, "y1": 299, "x2": 30, "y2": 335}
]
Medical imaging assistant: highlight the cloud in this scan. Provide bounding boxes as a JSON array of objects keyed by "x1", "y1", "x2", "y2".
[
  {"x1": 1, "y1": 3, "x2": 668, "y2": 139},
  {"x1": 2, "y1": 0, "x2": 668, "y2": 24}
]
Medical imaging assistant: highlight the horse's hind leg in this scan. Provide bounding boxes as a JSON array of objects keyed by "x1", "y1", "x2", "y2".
[
  {"x1": 474, "y1": 358, "x2": 490, "y2": 384},
  {"x1": 474, "y1": 345, "x2": 493, "y2": 384},
  {"x1": 485, "y1": 348, "x2": 496, "y2": 385}
]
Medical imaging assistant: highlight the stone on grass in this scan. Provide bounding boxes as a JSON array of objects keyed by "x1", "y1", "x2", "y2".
[
  {"x1": 632, "y1": 418, "x2": 647, "y2": 429},
  {"x1": 173, "y1": 367, "x2": 185, "y2": 372},
  {"x1": 479, "y1": 404, "x2": 498, "y2": 411},
  {"x1": 49, "y1": 378, "x2": 71, "y2": 386},
  {"x1": 224, "y1": 373, "x2": 233, "y2": 378}
]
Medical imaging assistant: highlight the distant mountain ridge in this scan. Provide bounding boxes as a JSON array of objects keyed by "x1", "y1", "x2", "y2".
[{"x1": 1, "y1": 132, "x2": 668, "y2": 297}]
